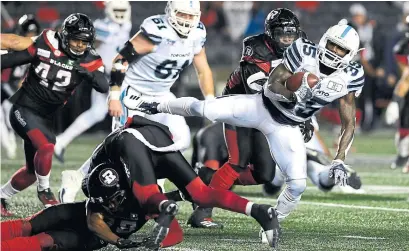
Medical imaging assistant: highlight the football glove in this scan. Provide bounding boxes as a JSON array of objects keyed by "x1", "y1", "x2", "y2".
[
  {"x1": 75, "y1": 63, "x2": 95, "y2": 82},
  {"x1": 116, "y1": 238, "x2": 141, "y2": 249},
  {"x1": 123, "y1": 95, "x2": 159, "y2": 114},
  {"x1": 329, "y1": 159, "x2": 348, "y2": 187},
  {"x1": 294, "y1": 72, "x2": 314, "y2": 102},
  {"x1": 299, "y1": 118, "x2": 314, "y2": 143}
]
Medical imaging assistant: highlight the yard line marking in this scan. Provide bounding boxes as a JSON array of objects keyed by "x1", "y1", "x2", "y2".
[
  {"x1": 245, "y1": 197, "x2": 409, "y2": 213},
  {"x1": 339, "y1": 235, "x2": 386, "y2": 240}
]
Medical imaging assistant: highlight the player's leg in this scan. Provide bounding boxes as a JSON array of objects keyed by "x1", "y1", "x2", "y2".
[
  {"x1": 55, "y1": 90, "x2": 108, "y2": 163},
  {"x1": 249, "y1": 129, "x2": 276, "y2": 185},
  {"x1": 158, "y1": 148, "x2": 279, "y2": 247},
  {"x1": 8, "y1": 105, "x2": 58, "y2": 207},
  {"x1": 392, "y1": 100, "x2": 409, "y2": 172}
]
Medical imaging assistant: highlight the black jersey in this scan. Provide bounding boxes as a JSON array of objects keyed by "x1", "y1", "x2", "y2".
[
  {"x1": 223, "y1": 34, "x2": 282, "y2": 95},
  {"x1": 9, "y1": 29, "x2": 105, "y2": 117}
]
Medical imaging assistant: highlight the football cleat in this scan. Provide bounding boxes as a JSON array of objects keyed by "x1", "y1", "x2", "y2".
[
  {"x1": 1, "y1": 198, "x2": 14, "y2": 217},
  {"x1": 251, "y1": 204, "x2": 280, "y2": 248},
  {"x1": 58, "y1": 170, "x2": 84, "y2": 203},
  {"x1": 344, "y1": 166, "x2": 362, "y2": 189},
  {"x1": 37, "y1": 188, "x2": 59, "y2": 208},
  {"x1": 143, "y1": 200, "x2": 179, "y2": 250},
  {"x1": 53, "y1": 146, "x2": 66, "y2": 164},
  {"x1": 390, "y1": 155, "x2": 409, "y2": 169},
  {"x1": 187, "y1": 207, "x2": 223, "y2": 229},
  {"x1": 123, "y1": 95, "x2": 159, "y2": 114}
]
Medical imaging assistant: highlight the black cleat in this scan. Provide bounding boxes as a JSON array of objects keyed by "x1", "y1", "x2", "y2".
[
  {"x1": 142, "y1": 200, "x2": 179, "y2": 250},
  {"x1": 187, "y1": 207, "x2": 223, "y2": 229},
  {"x1": 37, "y1": 188, "x2": 59, "y2": 208},
  {"x1": 391, "y1": 155, "x2": 409, "y2": 169},
  {"x1": 1, "y1": 198, "x2": 14, "y2": 217},
  {"x1": 347, "y1": 172, "x2": 362, "y2": 189},
  {"x1": 251, "y1": 204, "x2": 280, "y2": 248}
]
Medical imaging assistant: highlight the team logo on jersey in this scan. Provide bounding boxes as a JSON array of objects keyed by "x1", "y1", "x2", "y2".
[
  {"x1": 99, "y1": 168, "x2": 119, "y2": 187},
  {"x1": 37, "y1": 48, "x2": 50, "y2": 58},
  {"x1": 67, "y1": 60, "x2": 75, "y2": 66},
  {"x1": 50, "y1": 59, "x2": 73, "y2": 70},
  {"x1": 244, "y1": 46, "x2": 253, "y2": 57},
  {"x1": 327, "y1": 81, "x2": 343, "y2": 92},
  {"x1": 54, "y1": 50, "x2": 61, "y2": 56}
]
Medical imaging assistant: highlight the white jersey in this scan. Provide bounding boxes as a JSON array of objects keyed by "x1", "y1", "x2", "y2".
[
  {"x1": 94, "y1": 17, "x2": 132, "y2": 73},
  {"x1": 269, "y1": 37, "x2": 365, "y2": 123},
  {"x1": 124, "y1": 14, "x2": 206, "y2": 95}
]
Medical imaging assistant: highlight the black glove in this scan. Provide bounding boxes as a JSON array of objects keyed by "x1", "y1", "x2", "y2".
[
  {"x1": 75, "y1": 63, "x2": 95, "y2": 82},
  {"x1": 115, "y1": 237, "x2": 140, "y2": 249},
  {"x1": 110, "y1": 58, "x2": 127, "y2": 86},
  {"x1": 299, "y1": 118, "x2": 314, "y2": 143}
]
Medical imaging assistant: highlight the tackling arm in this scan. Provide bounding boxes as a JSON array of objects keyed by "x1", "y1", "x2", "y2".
[
  {"x1": 335, "y1": 92, "x2": 356, "y2": 161},
  {"x1": 0, "y1": 33, "x2": 33, "y2": 51},
  {"x1": 193, "y1": 47, "x2": 215, "y2": 99},
  {"x1": 1, "y1": 47, "x2": 35, "y2": 69}
]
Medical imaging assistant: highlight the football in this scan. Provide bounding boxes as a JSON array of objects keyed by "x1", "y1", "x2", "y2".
[{"x1": 285, "y1": 72, "x2": 320, "y2": 92}]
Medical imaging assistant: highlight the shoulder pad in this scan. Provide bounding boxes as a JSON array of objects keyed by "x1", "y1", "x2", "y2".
[
  {"x1": 241, "y1": 34, "x2": 276, "y2": 63},
  {"x1": 283, "y1": 38, "x2": 312, "y2": 73},
  {"x1": 81, "y1": 51, "x2": 104, "y2": 72},
  {"x1": 140, "y1": 15, "x2": 166, "y2": 45},
  {"x1": 345, "y1": 61, "x2": 365, "y2": 96},
  {"x1": 36, "y1": 29, "x2": 59, "y2": 51}
]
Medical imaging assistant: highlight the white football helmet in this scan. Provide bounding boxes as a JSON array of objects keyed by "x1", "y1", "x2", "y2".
[
  {"x1": 165, "y1": 0, "x2": 201, "y2": 37},
  {"x1": 318, "y1": 24, "x2": 361, "y2": 70},
  {"x1": 105, "y1": 0, "x2": 131, "y2": 24}
]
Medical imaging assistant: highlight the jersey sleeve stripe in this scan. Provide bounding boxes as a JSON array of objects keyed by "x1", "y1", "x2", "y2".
[
  {"x1": 27, "y1": 44, "x2": 37, "y2": 57},
  {"x1": 290, "y1": 42, "x2": 301, "y2": 62},
  {"x1": 347, "y1": 83, "x2": 364, "y2": 91},
  {"x1": 350, "y1": 76, "x2": 365, "y2": 83},
  {"x1": 140, "y1": 27, "x2": 162, "y2": 44},
  {"x1": 311, "y1": 97, "x2": 330, "y2": 106},
  {"x1": 80, "y1": 58, "x2": 104, "y2": 72},
  {"x1": 287, "y1": 48, "x2": 301, "y2": 69},
  {"x1": 283, "y1": 51, "x2": 297, "y2": 72}
]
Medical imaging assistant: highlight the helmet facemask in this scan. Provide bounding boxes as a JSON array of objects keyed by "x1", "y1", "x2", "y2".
[
  {"x1": 105, "y1": 1, "x2": 131, "y2": 24},
  {"x1": 101, "y1": 190, "x2": 126, "y2": 213},
  {"x1": 271, "y1": 26, "x2": 300, "y2": 53},
  {"x1": 165, "y1": 1, "x2": 201, "y2": 37}
]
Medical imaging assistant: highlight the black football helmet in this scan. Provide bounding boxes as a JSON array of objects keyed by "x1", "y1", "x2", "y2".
[
  {"x1": 59, "y1": 13, "x2": 95, "y2": 57},
  {"x1": 16, "y1": 14, "x2": 40, "y2": 36},
  {"x1": 264, "y1": 8, "x2": 302, "y2": 56},
  {"x1": 86, "y1": 162, "x2": 128, "y2": 213}
]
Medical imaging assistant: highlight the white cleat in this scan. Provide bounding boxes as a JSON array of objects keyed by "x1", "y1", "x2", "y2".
[{"x1": 58, "y1": 170, "x2": 84, "y2": 203}]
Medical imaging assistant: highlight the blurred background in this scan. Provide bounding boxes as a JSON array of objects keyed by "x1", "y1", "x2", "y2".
[{"x1": 1, "y1": 1, "x2": 407, "y2": 134}]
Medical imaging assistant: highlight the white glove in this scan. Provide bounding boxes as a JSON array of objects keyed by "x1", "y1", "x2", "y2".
[
  {"x1": 385, "y1": 101, "x2": 400, "y2": 125},
  {"x1": 329, "y1": 159, "x2": 348, "y2": 187},
  {"x1": 294, "y1": 72, "x2": 314, "y2": 102}
]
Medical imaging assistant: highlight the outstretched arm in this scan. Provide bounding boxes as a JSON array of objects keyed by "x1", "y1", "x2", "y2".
[
  {"x1": 1, "y1": 47, "x2": 35, "y2": 69},
  {"x1": 0, "y1": 33, "x2": 34, "y2": 51},
  {"x1": 335, "y1": 92, "x2": 356, "y2": 161}
]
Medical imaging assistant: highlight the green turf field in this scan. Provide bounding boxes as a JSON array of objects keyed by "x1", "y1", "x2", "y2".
[{"x1": 1, "y1": 131, "x2": 408, "y2": 251}]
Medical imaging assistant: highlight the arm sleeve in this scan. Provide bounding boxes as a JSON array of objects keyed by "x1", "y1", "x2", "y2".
[
  {"x1": 1, "y1": 45, "x2": 36, "y2": 69},
  {"x1": 282, "y1": 38, "x2": 304, "y2": 73},
  {"x1": 347, "y1": 66, "x2": 365, "y2": 97}
]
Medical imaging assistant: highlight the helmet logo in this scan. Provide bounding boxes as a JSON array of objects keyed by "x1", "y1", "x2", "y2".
[
  {"x1": 66, "y1": 15, "x2": 78, "y2": 25},
  {"x1": 269, "y1": 10, "x2": 279, "y2": 20},
  {"x1": 99, "y1": 168, "x2": 119, "y2": 187}
]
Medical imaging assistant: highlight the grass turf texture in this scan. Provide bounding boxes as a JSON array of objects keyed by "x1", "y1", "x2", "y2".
[{"x1": 1, "y1": 131, "x2": 408, "y2": 251}]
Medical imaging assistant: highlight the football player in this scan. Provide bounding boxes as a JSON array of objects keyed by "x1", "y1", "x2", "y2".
[
  {"x1": 1, "y1": 14, "x2": 41, "y2": 160},
  {"x1": 54, "y1": 0, "x2": 132, "y2": 163},
  {"x1": 186, "y1": 8, "x2": 304, "y2": 228},
  {"x1": 0, "y1": 162, "x2": 183, "y2": 251},
  {"x1": 0, "y1": 13, "x2": 109, "y2": 215},
  {"x1": 125, "y1": 22, "x2": 364, "y2": 230},
  {"x1": 385, "y1": 28, "x2": 409, "y2": 173}
]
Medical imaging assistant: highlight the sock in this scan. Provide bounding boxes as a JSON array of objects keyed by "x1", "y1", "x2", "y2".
[
  {"x1": 157, "y1": 97, "x2": 202, "y2": 117},
  {"x1": 8, "y1": 166, "x2": 37, "y2": 192},
  {"x1": 1, "y1": 236, "x2": 42, "y2": 251},
  {"x1": 275, "y1": 188, "x2": 301, "y2": 222},
  {"x1": 1, "y1": 180, "x2": 20, "y2": 200},
  {"x1": 161, "y1": 218, "x2": 183, "y2": 248},
  {"x1": 236, "y1": 168, "x2": 258, "y2": 185},
  {"x1": 157, "y1": 179, "x2": 166, "y2": 193},
  {"x1": 203, "y1": 160, "x2": 220, "y2": 170},
  {"x1": 186, "y1": 177, "x2": 248, "y2": 215},
  {"x1": 33, "y1": 144, "x2": 54, "y2": 191},
  {"x1": 209, "y1": 162, "x2": 240, "y2": 190},
  {"x1": 132, "y1": 182, "x2": 167, "y2": 213},
  {"x1": 0, "y1": 220, "x2": 32, "y2": 241}
]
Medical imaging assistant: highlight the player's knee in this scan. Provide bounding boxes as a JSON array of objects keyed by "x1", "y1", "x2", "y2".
[{"x1": 286, "y1": 179, "x2": 307, "y2": 198}]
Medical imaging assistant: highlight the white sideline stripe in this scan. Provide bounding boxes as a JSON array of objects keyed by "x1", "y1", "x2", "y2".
[
  {"x1": 246, "y1": 197, "x2": 409, "y2": 213},
  {"x1": 340, "y1": 235, "x2": 386, "y2": 240},
  {"x1": 300, "y1": 201, "x2": 409, "y2": 212}
]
